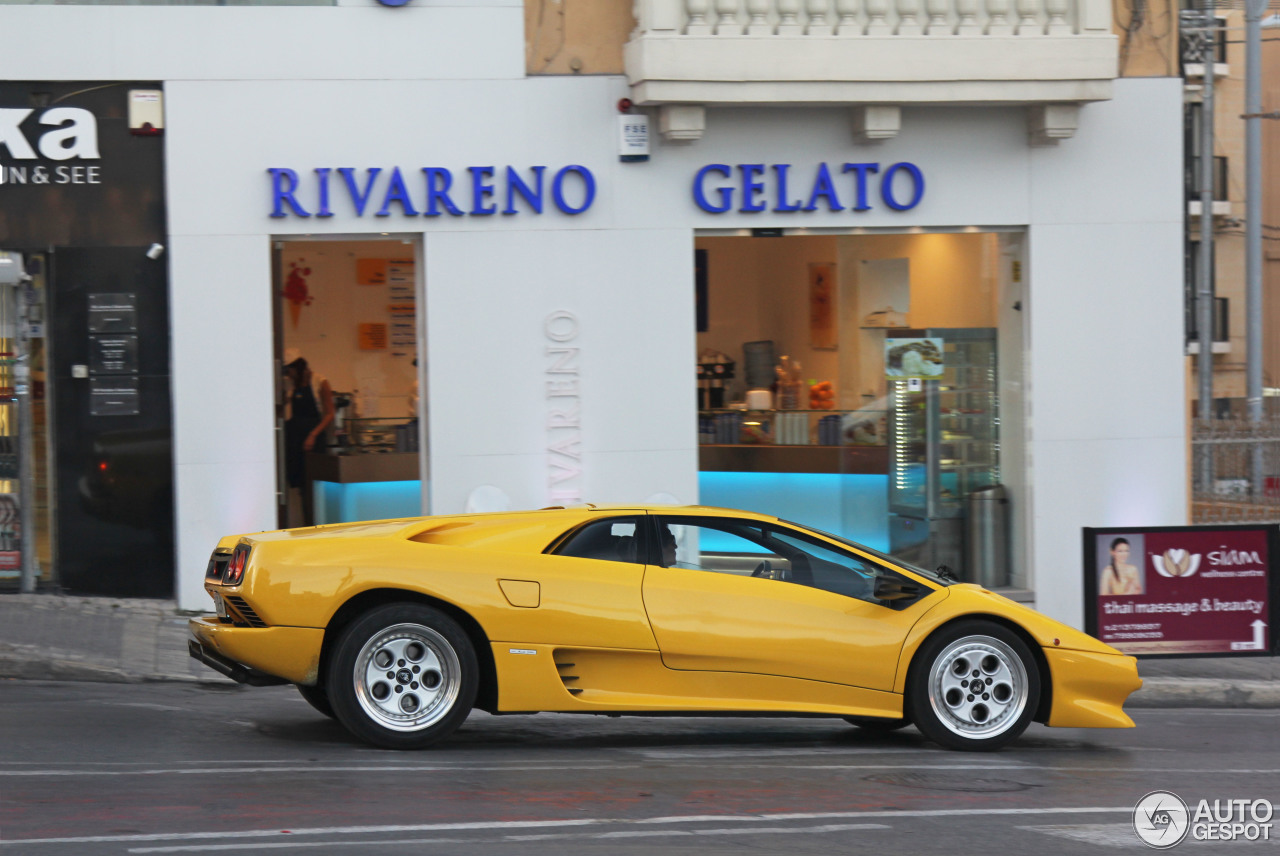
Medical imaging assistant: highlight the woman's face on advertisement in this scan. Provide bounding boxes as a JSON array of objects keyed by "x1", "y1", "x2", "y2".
[{"x1": 1112, "y1": 543, "x2": 1130, "y2": 565}]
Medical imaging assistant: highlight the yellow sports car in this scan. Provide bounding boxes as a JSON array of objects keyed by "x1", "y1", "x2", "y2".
[{"x1": 188, "y1": 506, "x2": 1141, "y2": 751}]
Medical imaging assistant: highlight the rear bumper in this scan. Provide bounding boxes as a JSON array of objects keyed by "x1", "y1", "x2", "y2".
[
  {"x1": 188, "y1": 616, "x2": 324, "y2": 686},
  {"x1": 1045, "y1": 647, "x2": 1143, "y2": 728}
]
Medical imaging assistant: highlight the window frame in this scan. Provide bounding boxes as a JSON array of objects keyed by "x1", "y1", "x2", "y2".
[
  {"x1": 544, "y1": 514, "x2": 650, "y2": 566},
  {"x1": 651, "y1": 514, "x2": 923, "y2": 607}
]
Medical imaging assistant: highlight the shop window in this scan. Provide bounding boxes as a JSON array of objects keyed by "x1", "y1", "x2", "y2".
[{"x1": 693, "y1": 231, "x2": 1021, "y2": 584}]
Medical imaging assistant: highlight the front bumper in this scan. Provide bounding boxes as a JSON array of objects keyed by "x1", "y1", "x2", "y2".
[
  {"x1": 1045, "y1": 647, "x2": 1143, "y2": 728},
  {"x1": 188, "y1": 616, "x2": 325, "y2": 686}
]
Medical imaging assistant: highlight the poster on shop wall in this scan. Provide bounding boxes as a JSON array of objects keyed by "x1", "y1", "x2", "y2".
[
  {"x1": 1083, "y1": 525, "x2": 1279, "y2": 657},
  {"x1": 387, "y1": 258, "x2": 415, "y2": 352}
]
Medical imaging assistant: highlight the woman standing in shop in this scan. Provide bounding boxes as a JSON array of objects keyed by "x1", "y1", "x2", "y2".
[{"x1": 283, "y1": 348, "x2": 334, "y2": 526}]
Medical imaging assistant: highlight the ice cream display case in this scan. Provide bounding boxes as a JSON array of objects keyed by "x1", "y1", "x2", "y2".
[{"x1": 888, "y1": 328, "x2": 999, "y2": 572}]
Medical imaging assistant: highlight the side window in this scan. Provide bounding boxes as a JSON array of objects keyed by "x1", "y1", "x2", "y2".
[
  {"x1": 657, "y1": 518, "x2": 780, "y2": 576},
  {"x1": 554, "y1": 517, "x2": 642, "y2": 565},
  {"x1": 765, "y1": 526, "x2": 883, "y2": 602}
]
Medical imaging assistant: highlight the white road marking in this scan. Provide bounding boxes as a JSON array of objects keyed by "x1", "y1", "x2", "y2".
[
  {"x1": 1197, "y1": 710, "x2": 1280, "y2": 717},
  {"x1": 2, "y1": 807, "x2": 1134, "y2": 847},
  {"x1": 4, "y1": 761, "x2": 1280, "y2": 778},
  {"x1": 1018, "y1": 823, "x2": 1149, "y2": 848},
  {"x1": 127, "y1": 823, "x2": 896, "y2": 853},
  {"x1": 0, "y1": 764, "x2": 627, "y2": 777}
]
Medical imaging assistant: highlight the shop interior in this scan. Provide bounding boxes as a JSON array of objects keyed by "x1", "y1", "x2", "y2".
[
  {"x1": 0, "y1": 254, "x2": 52, "y2": 589},
  {"x1": 276, "y1": 238, "x2": 423, "y2": 528},
  {"x1": 695, "y1": 230, "x2": 1024, "y2": 585}
]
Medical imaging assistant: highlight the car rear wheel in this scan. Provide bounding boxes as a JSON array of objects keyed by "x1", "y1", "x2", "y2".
[
  {"x1": 327, "y1": 603, "x2": 477, "y2": 749},
  {"x1": 295, "y1": 683, "x2": 335, "y2": 719},
  {"x1": 843, "y1": 716, "x2": 910, "y2": 732},
  {"x1": 906, "y1": 620, "x2": 1039, "y2": 751}
]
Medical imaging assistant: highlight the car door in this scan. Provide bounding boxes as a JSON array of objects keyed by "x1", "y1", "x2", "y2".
[
  {"x1": 492, "y1": 514, "x2": 657, "y2": 651},
  {"x1": 642, "y1": 515, "x2": 928, "y2": 691}
]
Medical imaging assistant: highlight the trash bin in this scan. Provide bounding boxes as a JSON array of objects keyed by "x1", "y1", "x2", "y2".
[{"x1": 966, "y1": 484, "x2": 1009, "y2": 588}]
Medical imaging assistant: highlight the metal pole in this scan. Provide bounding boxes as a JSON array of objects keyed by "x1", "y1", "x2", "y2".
[
  {"x1": 1196, "y1": 4, "x2": 1217, "y2": 497},
  {"x1": 1243, "y1": 0, "x2": 1265, "y2": 496}
]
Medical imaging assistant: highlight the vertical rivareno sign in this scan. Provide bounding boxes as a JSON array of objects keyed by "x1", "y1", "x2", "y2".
[{"x1": 545, "y1": 312, "x2": 582, "y2": 505}]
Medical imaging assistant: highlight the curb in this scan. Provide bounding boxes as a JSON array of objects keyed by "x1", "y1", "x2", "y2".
[
  {"x1": 1127, "y1": 678, "x2": 1280, "y2": 709},
  {"x1": 0, "y1": 643, "x2": 234, "y2": 686}
]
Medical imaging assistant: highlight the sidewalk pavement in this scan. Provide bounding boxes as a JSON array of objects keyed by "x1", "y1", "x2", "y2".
[{"x1": 1, "y1": 593, "x2": 1278, "y2": 707}]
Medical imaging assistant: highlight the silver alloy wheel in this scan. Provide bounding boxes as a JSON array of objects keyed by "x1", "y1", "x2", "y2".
[
  {"x1": 927, "y1": 634, "x2": 1028, "y2": 739},
  {"x1": 352, "y1": 622, "x2": 462, "y2": 732}
]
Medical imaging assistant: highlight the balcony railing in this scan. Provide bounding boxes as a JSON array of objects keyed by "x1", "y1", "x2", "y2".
[
  {"x1": 638, "y1": 0, "x2": 1099, "y2": 38},
  {"x1": 626, "y1": 0, "x2": 1119, "y2": 141}
]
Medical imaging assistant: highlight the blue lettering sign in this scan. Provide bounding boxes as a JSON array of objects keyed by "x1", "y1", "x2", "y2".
[
  {"x1": 881, "y1": 162, "x2": 925, "y2": 211},
  {"x1": 377, "y1": 167, "x2": 418, "y2": 217},
  {"x1": 738, "y1": 164, "x2": 767, "y2": 213},
  {"x1": 551, "y1": 165, "x2": 595, "y2": 215},
  {"x1": 841, "y1": 163, "x2": 879, "y2": 212},
  {"x1": 338, "y1": 167, "x2": 382, "y2": 217},
  {"x1": 504, "y1": 165, "x2": 545, "y2": 215},
  {"x1": 772, "y1": 165, "x2": 803, "y2": 213},
  {"x1": 804, "y1": 163, "x2": 842, "y2": 212},
  {"x1": 268, "y1": 168, "x2": 310, "y2": 218},
  {"x1": 314, "y1": 168, "x2": 334, "y2": 217},
  {"x1": 690, "y1": 161, "x2": 925, "y2": 215},
  {"x1": 422, "y1": 167, "x2": 463, "y2": 217},
  {"x1": 469, "y1": 166, "x2": 497, "y2": 216},
  {"x1": 693, "y1": 164, "x2": 733, "y2": 213},
  {"x1": 268, "y1": 165, "x2": 596, "y2": 218}
]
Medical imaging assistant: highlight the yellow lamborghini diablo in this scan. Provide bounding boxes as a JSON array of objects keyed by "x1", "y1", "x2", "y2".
[{"x1": 188, "y1": 506, "x2": 1141, "y2": 751}]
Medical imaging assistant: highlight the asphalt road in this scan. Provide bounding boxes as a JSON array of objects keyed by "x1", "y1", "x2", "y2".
[{"x1": 1, "y1": 680, "x2": 1278, "y2": 855}]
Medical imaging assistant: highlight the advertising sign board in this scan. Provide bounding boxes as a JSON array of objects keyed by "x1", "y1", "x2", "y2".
[{"x1": 1084, "y1": 525, "x2": 1278, "y2": 656}]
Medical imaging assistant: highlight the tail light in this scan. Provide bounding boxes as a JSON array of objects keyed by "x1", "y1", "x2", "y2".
[{"x1": 225, "y1": 545, "x2": 251, "y2": 586}]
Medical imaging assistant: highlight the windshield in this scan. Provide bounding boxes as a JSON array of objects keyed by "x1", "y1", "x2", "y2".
[{"x1": 782, "y1": 520, "x2": 957, "y2": 587}]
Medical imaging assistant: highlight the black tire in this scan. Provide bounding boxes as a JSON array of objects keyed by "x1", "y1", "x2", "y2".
[
  {"x1": 905, "y1": 620, "x2": 1040, "y2": 751},
  {"x1": 295, "y1": 683, "x2": 336, "y2": 720},
  {"x1": 843, "y1": 716, "x2": 910, "y2": 732},
  {"x1": 327, "y1": 603, "x2": 478, "y2": 750}
]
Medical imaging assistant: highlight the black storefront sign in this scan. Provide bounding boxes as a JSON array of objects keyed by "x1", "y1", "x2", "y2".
[
  {"x1": 90, "y1": 334, "x2": 139, "y2": 376},
  {"x1": 1, "y1": 83, "x2": 172, "y2": 597},
  {"x1": 90, "y1": 378, "x2": 140, "y2": 417},
  {"x1": 88, "y1": 293, "x2": 138, "y2": 333}
]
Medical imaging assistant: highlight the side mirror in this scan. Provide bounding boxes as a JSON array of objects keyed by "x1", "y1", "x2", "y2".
[{"x1": 874, "y1": 576, "x2": 922, "y2": 602}]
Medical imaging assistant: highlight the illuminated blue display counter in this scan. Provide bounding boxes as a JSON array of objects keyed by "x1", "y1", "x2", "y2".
[
  {"x1": 308, "y1": 452, "x2": 424, "y2": 524},
  {"x1": 698, "y1": 443, "x2": 890, "y2": 551}
]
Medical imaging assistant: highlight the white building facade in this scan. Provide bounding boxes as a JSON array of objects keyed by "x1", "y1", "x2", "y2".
[{"x1": 1, "y1": 0, "x2": 1187, "y2": 627}]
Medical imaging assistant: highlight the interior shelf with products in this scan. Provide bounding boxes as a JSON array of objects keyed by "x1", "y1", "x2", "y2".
[
  {"x1": 888, "y1": 329, "x2": 1000, "y2": 519},
  {"x1": 697, "y1": 408, "x2": 889, "y2": 475}
]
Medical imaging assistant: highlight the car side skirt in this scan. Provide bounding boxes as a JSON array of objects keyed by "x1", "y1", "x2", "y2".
[
  {"x1": 490, "y1": 643, "x2": 904, "y2": 718},
  {"x1": 1043, "y1": 647, "x2": 1142, "y2": 728}
]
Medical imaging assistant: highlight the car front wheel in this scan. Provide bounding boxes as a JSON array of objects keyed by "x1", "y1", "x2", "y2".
[
  {"x1": 327, "y1": 603, "x2": 477, "y2": 749},
  {"x1": 906, "y1": 620, "x2": 1039, "y2": 751}
]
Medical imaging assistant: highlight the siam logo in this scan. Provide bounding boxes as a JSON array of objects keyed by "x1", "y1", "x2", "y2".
[
  {"x1": 1134, "y1": 790, "x2": 1191, "y2": 848},
  {"x1": 1152, "y1": 549, "x2": 1201, "y2": 578}
]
